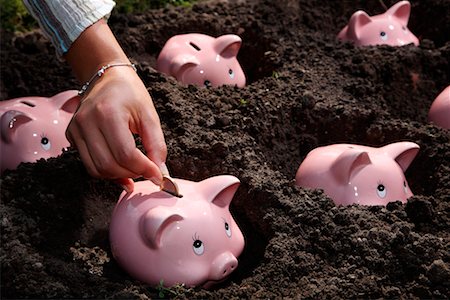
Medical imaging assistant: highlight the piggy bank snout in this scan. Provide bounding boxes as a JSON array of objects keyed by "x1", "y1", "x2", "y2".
[{"x1": 209, "y1": 251, "x2": 239, "y2": 281}]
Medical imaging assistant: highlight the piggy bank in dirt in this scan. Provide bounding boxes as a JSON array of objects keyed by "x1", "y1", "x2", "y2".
[
  {"x1": 0, "y1": 90, "x2": 80, "y2": 173},
  {"x1": 428, "y1": 85, "x2": 450, "y2": 129},
  {"x1": 337, "y1": 1, "x2": 419, "y2": 46},
  {"x1": 156, "y1": 33, "x2": 246, "y2": 88},
  {"x1": 295, "y1": 142, "x2": 420, "y2": 206},
  {"x1": 109, "y1": 175, "x2": 245, "y2": 288}
]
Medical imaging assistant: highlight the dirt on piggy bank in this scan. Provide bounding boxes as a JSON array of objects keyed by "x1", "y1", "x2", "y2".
[{"x1": 1, "y1": 0, "x2": 449, "y2": 298}]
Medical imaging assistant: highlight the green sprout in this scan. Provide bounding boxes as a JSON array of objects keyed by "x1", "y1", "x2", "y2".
[
  {"x1": 155, "y1": 280, "x2": 190, "y2": 299},
  {"x1": 271, "y1": 71, "x2": 280, "y2": 79},
  {"x1": 0, "y1": 0, "x2": 198, "y2": 32},
  {"x1": 239, "y1": 98, "x2": 248, "y2": 106}
]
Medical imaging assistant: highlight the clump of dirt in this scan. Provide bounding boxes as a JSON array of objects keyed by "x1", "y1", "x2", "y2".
[{"x1": 1, "y1": 0, "x2": 449, "y2": 298}]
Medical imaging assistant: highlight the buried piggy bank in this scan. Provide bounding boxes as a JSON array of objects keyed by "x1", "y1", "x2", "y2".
[
  {"x1": 337, "y1": 1, "x2": 419, "y2": 46},
  {"x1": 0, "y1": 90, "x2": 79, "y2": 173},
  {"x1": 428, "y1": 85, "x2": 450, "y2": 129},
  {"x1": 295, "y1": 142, "x2": 420, "y2": 206},
  {"x1": 156, "y1": 33, "x2": 246, "y2": 88},
  {"x1": 109, "y1": 175, "x2": 245, "y2": 288}
]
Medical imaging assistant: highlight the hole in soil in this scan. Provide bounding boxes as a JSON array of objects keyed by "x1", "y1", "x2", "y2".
[
  {"x1": 318, "y1": 1, "x2": 449, "y2": 48},
  {"x1": 163, "y1": 158, "x2": 272, "y2": 285},
  {"x1": 223, "y1": 191, "x2": 269, "y2": 287},
  {"x1": 238, "y1": 30, "x2": 281, "y2": 84},
  {"x1": 152, "y1": 21, "x2": 280, "y2": 85},
  {"x1": 245, "y1": 96, "x2": 442, "y2": 200}
]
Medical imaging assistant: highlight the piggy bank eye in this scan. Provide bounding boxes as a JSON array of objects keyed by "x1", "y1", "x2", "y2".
[
  {"x1": 41, "y1": 136, "x2": 51, "y2": 151},
  {"x1": 192, "y1": 239, "x2": 204, "y2": 255},
  {"x1": 224, "y1": 221, "x2": 232, "y2": 238},
  {"x1": 376, "y1": 184, "x2": 387, "y2": 198},
  {"x1": 403, "y1": 181, "x2": 408, "y2": 193},
  {"x1": 228, "y1": 69, "x2": 235, "y2": 79},
  {"x1": 380, "y1": 31, "x2": 388, "y2": 41},
  {"x1": 204, "y1": 80, "x2": 211, "y2": 88}
]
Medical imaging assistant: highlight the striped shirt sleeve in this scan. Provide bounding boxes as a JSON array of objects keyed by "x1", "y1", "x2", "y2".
[{"x1": 22, "y1": 0, "x2": 116, "y2": 57}]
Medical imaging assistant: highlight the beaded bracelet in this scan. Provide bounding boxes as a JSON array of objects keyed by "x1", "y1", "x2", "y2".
[{"x1": 78, "y1": 63, "x2": 137, "y2": 96}]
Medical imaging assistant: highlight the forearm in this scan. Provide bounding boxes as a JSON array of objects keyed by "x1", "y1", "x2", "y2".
[{"x1": 65, "y1": 19, "x2": 130, "y2": 84}]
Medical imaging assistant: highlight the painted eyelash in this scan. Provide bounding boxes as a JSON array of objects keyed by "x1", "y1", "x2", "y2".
[{"x1": 192, "y1": 232, "x2": 200, "y2": 241}]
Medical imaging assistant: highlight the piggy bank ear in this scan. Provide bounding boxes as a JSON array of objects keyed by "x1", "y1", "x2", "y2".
[
  {"x1": 382, "y1": 142, "x2": 419, "y2": 172},
  {"x1": 170, "y1": 54, "x2": 200, "y2": 79},
  {"x1": 331, "y1": 149, "x2": 372, "y2": 183},
  {"x1": 387, "y1": 0, "x2": 411, "y2": 26},
  {"x1": 141, "y1": 206, "x2": 184, "y2": 249},
  {"x1": 214, "y1": 34, "x2": 242, "y2": 58},
  {"x1": 1, "y1": 110, "x2": 33, "y2": 143},
  {"x1": 200, "y1": 175, "x2": 240, "y2": 208},
  {"x1": 52, "y1": 90, "x2": 81, "y2": 114},
  {"x1": 347, "y1": 11, "x2": 372, "y2": 41}
]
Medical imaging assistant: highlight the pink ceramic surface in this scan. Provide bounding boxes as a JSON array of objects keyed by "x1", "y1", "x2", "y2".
[
  {"x1": 156, "y1": 33, "x2": 246, "y2": 88},
  {"x1": 428, "y1": 85, "x2": 450, "y2": 129},
  {"x1": 109, "y1": 175, "x2": 245, "y2": 288},
  {"x1": 295, "y1": 142, "x2": 420, "y2": 206},
  {"x1": 337, "y1": 1, "x2": 419, "y2": 46},
  {"x1": 0, "y1": 90, "x2": 79, "y2": 173}
]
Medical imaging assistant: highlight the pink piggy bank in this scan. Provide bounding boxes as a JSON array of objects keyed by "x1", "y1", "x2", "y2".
[
  {"x1": 0, "y1": 90, "x2": 79, "y2": 173},
  {"x1": 337, "y1": 1, "x2": 419, "y2": 46},
  {"x1": 109, "y1": 175, "x2": 245, "y2": 288},
  {"x1": 295, "y1": 142, "x2": 420, "y2": 206},
  {"x1": 428, "y1": 85, "x2": 450, "y2": 129},
  {"x1": 156, "y1": 33, "x2": 246, "y2": 88}
]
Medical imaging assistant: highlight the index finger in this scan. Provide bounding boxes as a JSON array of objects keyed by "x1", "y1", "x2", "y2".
[{"x1": 101, "y1": 115, "x2": 162, "y2": 184}]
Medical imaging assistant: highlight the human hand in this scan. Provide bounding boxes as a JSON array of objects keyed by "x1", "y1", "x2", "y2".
[{"x1": 66, "y1": 65, "x2": 167, "y2": 191}]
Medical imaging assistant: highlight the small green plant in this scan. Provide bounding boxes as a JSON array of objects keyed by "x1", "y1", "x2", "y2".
[
  {"x1": 0, "y1": 0, "x2": 198, "y2": 32},
  {"x1": 155, "y1": 280, "x2": 190, "y2": 298},
  {"x1": 271, "y1": 71, "x2": 279, "y2": 79},
  {"x1": 239, "y1": 98, "x2": 248, "y2": 106}
]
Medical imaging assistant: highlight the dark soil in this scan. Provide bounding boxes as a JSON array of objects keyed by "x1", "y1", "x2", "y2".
[{"x1": 1, "y1": 0, "x2": 449, "y2": 298}]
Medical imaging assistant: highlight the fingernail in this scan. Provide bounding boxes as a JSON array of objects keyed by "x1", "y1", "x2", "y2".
[
  {"x1": 149, "y1": 177, "x2": 162, "y2": 186},
  {"x1": 160, "y1": 162, "x2": 169, "y2": 177},
  {"x1": 120, "y1": 184, "x2": 131, "y2": 193}
]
